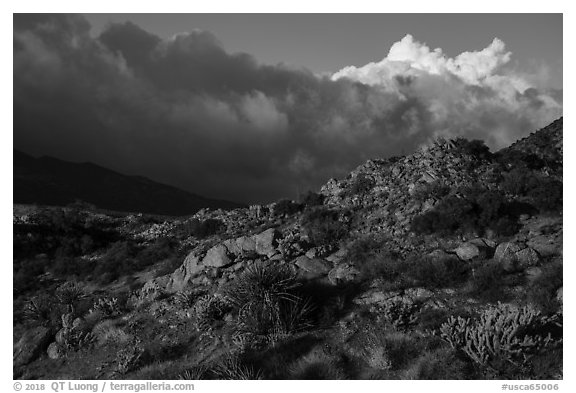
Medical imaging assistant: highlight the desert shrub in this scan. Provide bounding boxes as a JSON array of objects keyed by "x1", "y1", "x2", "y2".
[
  {"x1": 345, "y1": 235, "x2": 403, "y2": 283},
  {"x1": 412, "y1": 181, "x2": 451, "y2": 203},
  {"x1": 496, "y1": 149, "x2": 548, "y2": 171},
  {"x1": 401, "y1": 346, "x2": 467, "y2": 379},
  {"x1": 116, "y1": 340, "x2": 147, "y2": 374},
  {"x1": 302, "y1": 191, "x2": 324, "y2": 207},
  {"x1": 411, "y1": 187, "x2": 521, "y2": 237},
  {"x1": 528, "y1": 178, "x2": 563, "y2": 213},
  {"x1": 93, "y1": 241, "x2": 138, "y2": 283},
  {"x1": 288, "y1": 348, "x2": 347, "y2": 379},
  {"x1": 454, "y1": 138, "x2": 492, "y2": 161},
  {"x1": 348, "y1": 174, "x2": 375, "y2": 195},
  {"x1": 273, "y1": 199, "x2": 302, "y2": 217},
  {"x1": 415, "y1": 308, "x2": 450, "y2": 332},
  {"x1": 92, "y1": 320, "x2": 132, "y2": 346},
  {"x1": 137, "y1": 237, "x2": 178, "y2": 267},
  {"x1": 469, "y1": 260, "x2": 507, "y2": 302},
  {"x1": 182, "y1": 218, "x2": 224, "y2": 239},
  {"x1": 301, "y1": 206, "x2": 348, "y2": 246},
  {"x1": 374, "y1": 330, "x2": 422, "y2": 371},
  {"x1": 500, "y1": 167, "x2": 534, "y2": 195},
  {"x1": 438, "y1": 303, "x2": 562, "y2": 377},
  {"x1": 13, "y1": 258, "x2": 48, "y2": 294},
  {"x1": 222, "y1": 263, "x2": 313, "y2": 343},
  {"x1": 525, "y1": 261, "x2": 563, "y2": 313},
  {"x1": 403, "y1": 254, "x2": 467, "y2": 289}
]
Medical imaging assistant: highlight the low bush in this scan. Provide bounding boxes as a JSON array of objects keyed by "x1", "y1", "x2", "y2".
[
  {"x1": 181, "y1": 218, "x2": 224, "y2": 239},
  {"x1": 301, "y1": 207, "x2": 348, "y2": 246},
  {"x1": 288, "y1": 348, "x2": 347, "y2": 379},
  {"x1": 403, "y1": 254, "x2": 468, "y2": 289},
  {"x1": 345, "y1": 236, "x2": 402, "y2": 282},
  {"x1": 401, "y1": 346, "x2": 468, "y2": 379},
  {"x1": 468, "y1": 260, "x2": 508, "y2": 302},
  {"x1": 525, "y1": 261, "x2": 563, "y2": 314},
  {"x1": 273, "y1": 199, "x2": 302, "y2": 217},
  {"x1": 411, "y1": 187, "x2": 521, "y2": 237},
  {"x1": 346, "y1": 174, "x2": 375, "y2": 195},
  {"x1": 412, "y1": 181, "x2": 451, "y2": 203},
  {"x1": 302, "y1": 191, "x2": 324, "y2": 207}
]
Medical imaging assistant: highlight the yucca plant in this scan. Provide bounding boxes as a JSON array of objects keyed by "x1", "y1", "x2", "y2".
[
  {"x1": 24, "y1": 294, "x2": 57, "y2": 326},
  {"x1": 56, "y1": 281, "x2": 86, "y2": 313},
  {"x1": 213, "y1": 356, "x2": 264, "y2": 380},
  {"x1": 223, "y1": 263, "x2": 314, "y2": 344}
]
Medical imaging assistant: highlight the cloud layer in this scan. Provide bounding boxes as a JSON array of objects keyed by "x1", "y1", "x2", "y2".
[{"x1": 14, "y1": 15, "x2": 562, "y2": 204}]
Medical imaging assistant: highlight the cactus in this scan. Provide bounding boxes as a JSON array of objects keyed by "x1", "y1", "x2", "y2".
[
  {"x1": 438, "y1": 303, "x2": 561, "y2": 368},
  {"x1": 378, "y1": 298, "x2": 421, "y2": 331},
  {"x1": 91, "y1": 296, "x2": 121, "y2": 317}
]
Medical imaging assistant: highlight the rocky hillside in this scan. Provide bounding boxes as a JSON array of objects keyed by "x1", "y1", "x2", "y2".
[{"x1": 13, "y1": 118, "x2": 563, "y2": 380}]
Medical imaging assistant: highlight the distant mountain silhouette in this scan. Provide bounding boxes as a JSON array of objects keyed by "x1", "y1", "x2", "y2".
[{"x1": 13, "y1": 150, "x2": 244, "y2": 216}]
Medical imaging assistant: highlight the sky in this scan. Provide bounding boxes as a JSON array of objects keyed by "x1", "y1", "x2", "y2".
[{"x1": 13, "y1": 13, "x2": 563, "y2": 204}]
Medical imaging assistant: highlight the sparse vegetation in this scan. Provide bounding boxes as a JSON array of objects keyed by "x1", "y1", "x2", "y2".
[{"x1": 13, "y1": 121, "x2": 563, "y2": 380}]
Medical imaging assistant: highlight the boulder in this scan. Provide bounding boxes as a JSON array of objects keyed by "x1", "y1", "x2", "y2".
[
  {"x1": 223, "y1": 238, "x2": 242, "y2": 256},
  {"x1": 516, "y1": 247, "x2": 540, "y2": 270},
  {"x1": 454, "y1": 238, "x2": 494, "y2": 261},
  {"x1": 454, "y1": 243, "x2": 482, "y2": 261},
  {"x1": 166, "y1": 253, "x2": 204, "y2": 292},
  {"x1": 427, "y1": 249, "x2": 459, "y2": 263},
  {"x1": 494, "y1": 242, "x2": 540, "y2": 272},
  {"x1": 494, "y1": 242, "x2": 523, "y2": 271},
  {"x1": 294, "y1": 256, "x2": 332, "y2": 278},
  {"x1": 254, "y1": 228, "x2": 278, "y2": 256},
  {"x1": 47, "y1": 342, "x2": 64, "y2": 360},
  {"x1": 14, "y1": 326, "x2": 52, "y2": 367},
  {"x1": 353, "y1": 289, "x2": 403, "y2": 306},
  {"x1": 325, "y1": 248, "x2": 348, "y2": 264},
  {"x1": 203, "y1": 244, "x2": 232, "y2": 268},
  {"x1": 328, "y1": 264, "x2": 361, "y2": 285},
  {"x1": 236, "y1": 236, "x2": 257, "y2": 254}
]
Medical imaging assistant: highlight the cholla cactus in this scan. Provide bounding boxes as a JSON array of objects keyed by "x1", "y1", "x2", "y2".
[
  {"x1": 91, "y1": 297, "x2": 121, "y2": 317},
  {"x1": 116, "y1": 340, "x2": 146, "y2": 374},
  {"x1": 193, "y1": 295, "x2": 230, "y2": 333},
  {"x1": 378, "y1": 298, "x2": 421, "y2": 331},
  {"x1": 439, "y1": 303, "x2": 561, "y2": 367}
]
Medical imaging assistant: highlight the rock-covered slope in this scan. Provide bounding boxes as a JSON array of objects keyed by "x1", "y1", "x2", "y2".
[
  {"x1": 13, "y1": 118, "x2": 563, "y2": 380},
  {"x1": 144, "y1": 118, "x2": 563, "y2": 296}
]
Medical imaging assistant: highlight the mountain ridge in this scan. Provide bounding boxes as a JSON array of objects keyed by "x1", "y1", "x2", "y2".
[{"x1": 13, "y1": 150, "x2": 244, "y2": 216}]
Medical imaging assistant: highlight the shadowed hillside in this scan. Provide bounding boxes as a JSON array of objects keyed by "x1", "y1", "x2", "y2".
[{"x1": 14, "y1": 151, "x2": 244, "y2": 216}]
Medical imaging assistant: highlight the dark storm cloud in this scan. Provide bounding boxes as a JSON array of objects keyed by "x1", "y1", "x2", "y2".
[{"x1": 14, "y1": 15, "x2": 562, "y2": 204}]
